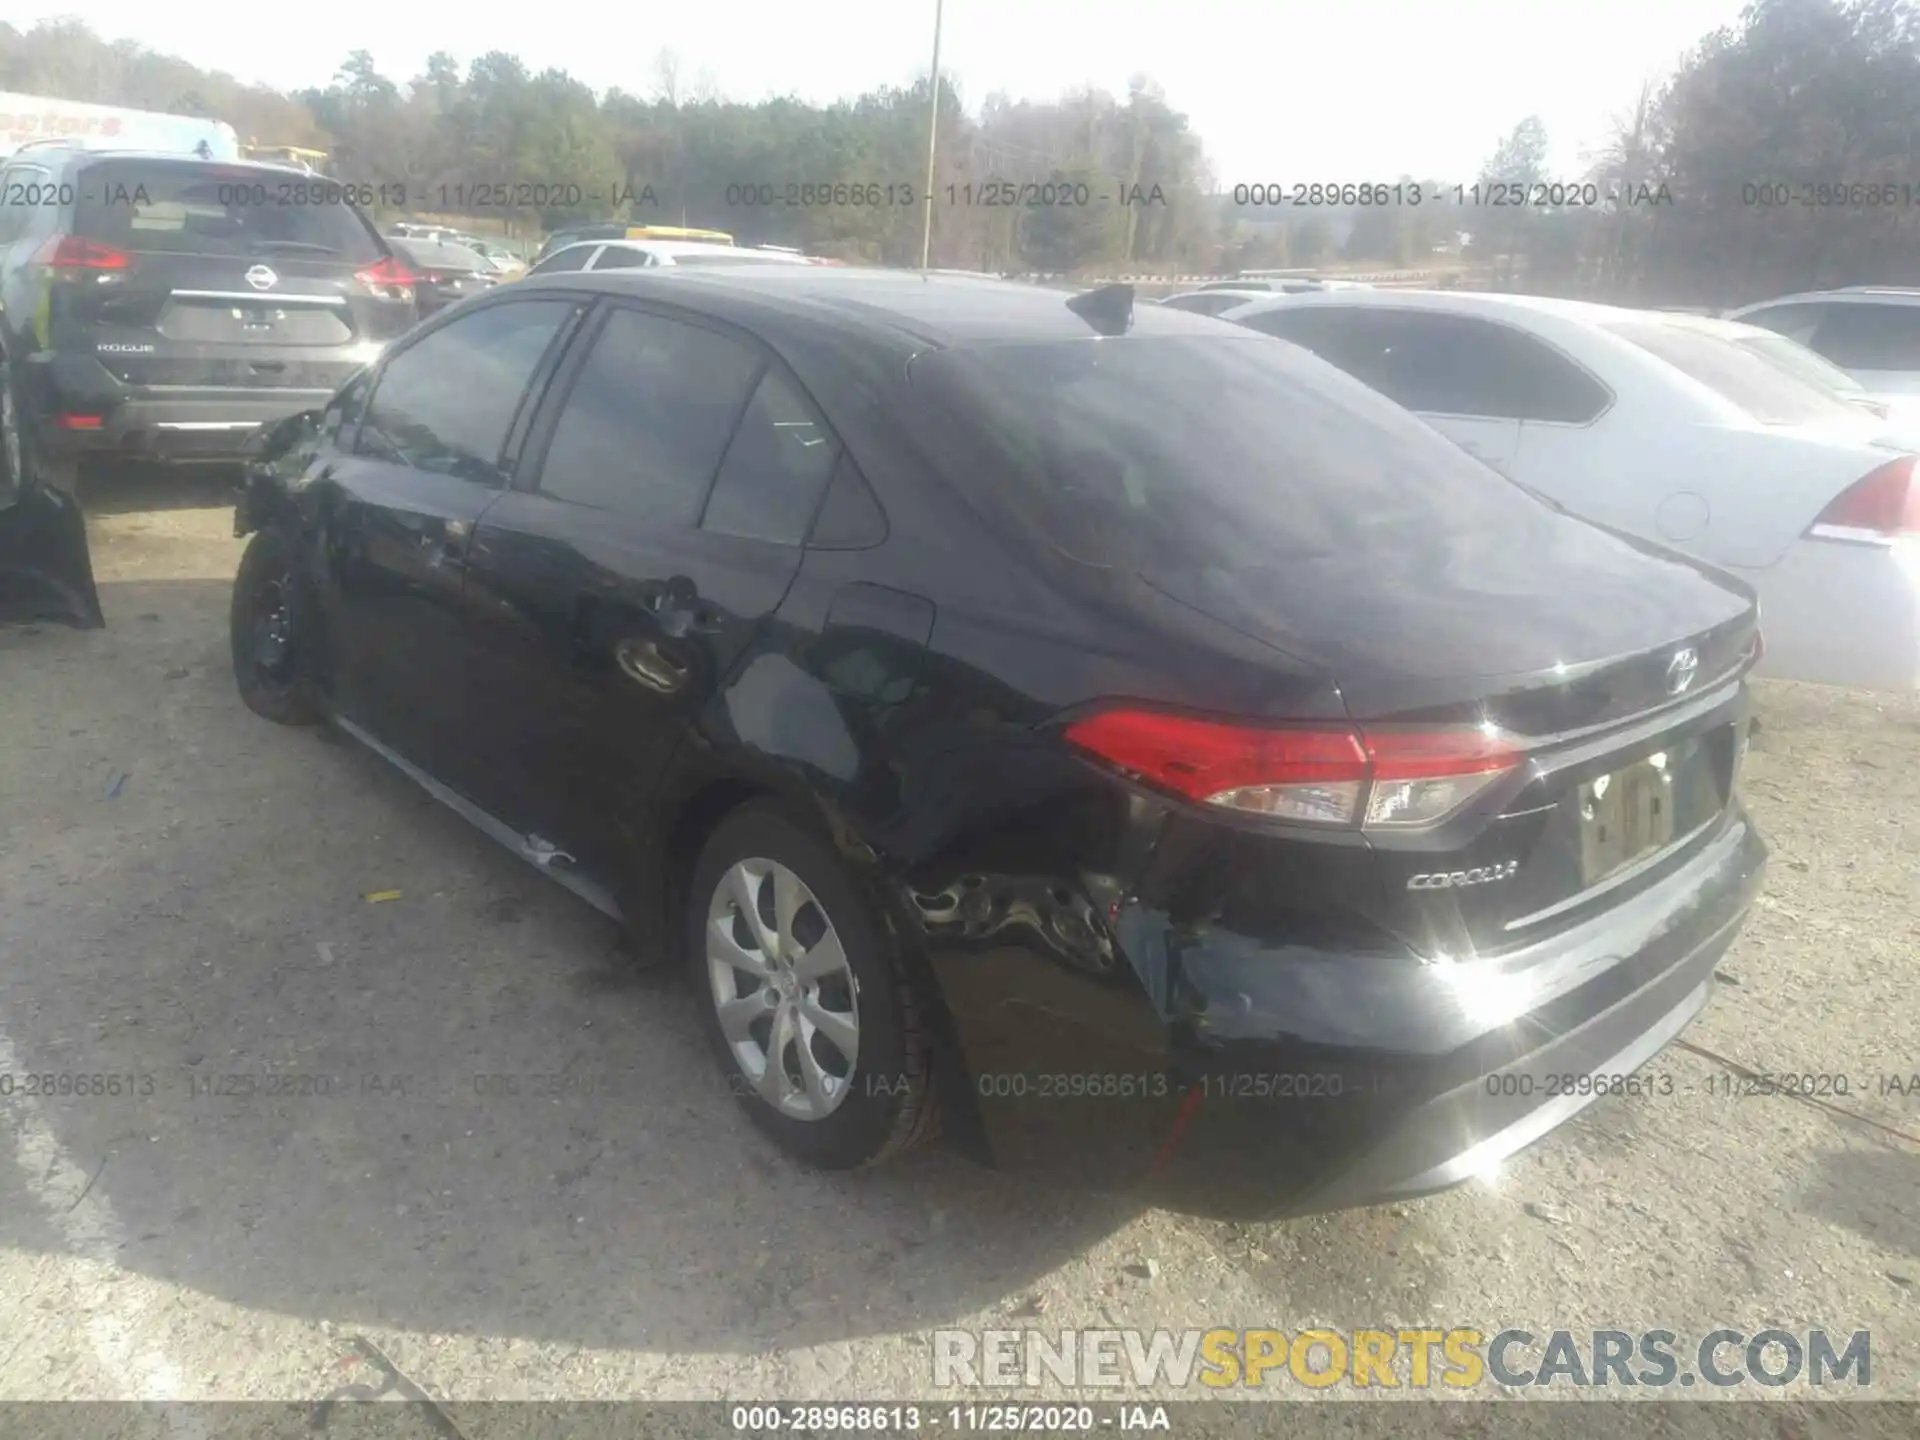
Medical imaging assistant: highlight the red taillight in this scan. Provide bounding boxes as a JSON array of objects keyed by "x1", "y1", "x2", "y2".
[
  {"x1": 32, "y1": 235, "x2": 130, "y2": 270},
  {"x1": 1811, "y1": 456, "x2": 1920, "y2": 539},
  {"x1": 55, "y1": 414, "x2": 103, "y2": 430},
  {"x1": 355, "y1": 256, "x2": 418, "y2": 300},
  {"x1": 1064, "y1": 709, "x2": 1522, "y2": 829}
]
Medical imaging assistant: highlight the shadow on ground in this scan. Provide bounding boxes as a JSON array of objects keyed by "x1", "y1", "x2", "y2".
[{"x1": 0, "y1": 575, "x2": 1144, "y2": 1357}]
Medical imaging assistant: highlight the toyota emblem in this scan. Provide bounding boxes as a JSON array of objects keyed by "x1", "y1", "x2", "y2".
[
  {"x1": 245, "y1": 265, "x2": 278, "y2": 290},
  {"x1": 1666, "y1": 646, "x2": 1700, "y2": 695}
]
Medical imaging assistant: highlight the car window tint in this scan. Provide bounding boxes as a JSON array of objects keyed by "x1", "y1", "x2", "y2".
[
  {"x1": 1809, "y1": 303, "x2": 1920, "y2": 371},
  {"x1": 534, "y1": 308, "x2": 762, "y2": 523},
  {"x1": 591, "y1": 247, "x2": 651, "y2": 270},
  {"x1": 701, "y1": 369, "x2": 842, "y2": 544},
  {"x1": 357, "y1": 300, "x2": 572, "y2": 483},
  {"x1": 1247, "y1": 308, "x2": 1609, "y2": 423},
  {"x1": 533, "y1": 245, "x2": 594, "y2": 274},
  {"x1": 1605, "y1": 321, "x2": 1859, "y2": 425},
  {"x1": 72, "y1": 161, "x2": 384, "y2": 262},
  {"x1": 1736, "y1": 303, "x2": 1826, "y2": 345},
  {"x1": 910, "y1": 336, "x2": 1569, "y2": 574}
]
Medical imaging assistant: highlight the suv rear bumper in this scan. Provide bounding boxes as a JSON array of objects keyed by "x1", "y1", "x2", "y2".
[{"x1": 20, "y1": 351, "x2": 346, "y2": 464}]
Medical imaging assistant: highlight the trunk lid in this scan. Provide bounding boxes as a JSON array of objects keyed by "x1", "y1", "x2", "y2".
[{"x1": 906, "y1": 332, "x2": 1760, "y2": 957}]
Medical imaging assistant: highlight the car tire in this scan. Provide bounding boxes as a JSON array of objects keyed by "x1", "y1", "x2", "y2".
[
  {"x1": 687, "y1": 802, "x2": 935, "y2": 1170},
  {"x1": 230, "y1": 526, "x2": 322, "y2": 726}
]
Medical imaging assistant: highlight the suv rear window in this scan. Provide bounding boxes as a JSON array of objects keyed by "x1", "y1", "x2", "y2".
[
  {"x1": 907, "y1": 335, "x2": 1564, "y2": 572},
  {"x1": 1605, "y1": 320, "x2": 1859, "y2": 425},
  {"x1": 73, "y1": 161, "x2": 384, "y2": 263}
]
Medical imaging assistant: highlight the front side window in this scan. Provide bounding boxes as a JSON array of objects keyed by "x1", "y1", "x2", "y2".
[
  {"x1": 533, "y1": 308, "x2": 763, "y2": 524},
  {"x1": 357, "y1": 300, "x2": 573, "y2": 482}
]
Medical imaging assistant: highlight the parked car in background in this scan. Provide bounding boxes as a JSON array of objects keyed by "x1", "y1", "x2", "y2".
[
  {"x1": 1202, "y1": 276, "x2": 1374, "y2": 295},
  {"x1": 467, "y1": 240, "x2": 527, "y2": 279},
  {"x1": 387, "y1": 237, "x2": 499, "y2": 316},
  {"x1": 1663, "y1": 312, "x2": 1920, "y2": 445},
  {"x1": 533, "y1": 224, "x2": 735, "y2": 267},
  {"x1": 1726, "y1": 287, "x2": 1920, "y2": 400},
  {"x1": 525, "y1": 239, "x2": 810, "y2": 276},
  {"x1": 1225, "y1": 290, "x2": 1920, "y2": 693},
  {"x1": 223, "y1": 267, "x2": 1764, "y2": 1216},
  {"x1": 1158, "y1": 288, "x2": 1278, "y2": 316}
]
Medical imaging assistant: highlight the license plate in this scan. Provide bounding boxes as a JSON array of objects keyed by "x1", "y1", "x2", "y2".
[{"x1": 1577, "y1": 744, "x2": 1686, "y2": 885}]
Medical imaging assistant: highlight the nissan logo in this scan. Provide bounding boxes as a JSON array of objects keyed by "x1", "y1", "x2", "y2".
[
  {"x1": 1666, "y1": 646, "x2": 1700, "y2": 695},
  {"x1": 245, "y1": 265, "x2": 278, "y2": 291}
]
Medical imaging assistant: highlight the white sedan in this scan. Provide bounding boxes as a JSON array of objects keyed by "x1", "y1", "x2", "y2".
[{"x1": 1221, "y1": 290, "x2": 1920, "y2": 693}]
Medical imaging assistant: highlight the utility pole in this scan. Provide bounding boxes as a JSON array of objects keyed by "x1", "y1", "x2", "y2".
[{"x1": 920, "y1": 0, "x2": 944, "y2": 271}]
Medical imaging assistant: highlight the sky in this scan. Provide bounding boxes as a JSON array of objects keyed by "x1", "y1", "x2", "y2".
[{"x1": 18, "y1": 1, "x2": 1753, "y2": 185}]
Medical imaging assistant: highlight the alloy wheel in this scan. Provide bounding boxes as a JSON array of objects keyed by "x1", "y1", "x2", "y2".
[{"x1": 706, "y1": 857, "x2": 861, "y2": 1121}]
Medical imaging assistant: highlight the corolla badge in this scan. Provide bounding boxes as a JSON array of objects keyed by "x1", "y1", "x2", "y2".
[
  {"x1": 245, "y1": 265, "x2": 278, "y2": 290},
  {"x1": 1408, "y1": 860, "x2": 1519, "y2": 891},
  {"x1": 1666, "y1": 646, "x2": 1699, "y2": 695}
]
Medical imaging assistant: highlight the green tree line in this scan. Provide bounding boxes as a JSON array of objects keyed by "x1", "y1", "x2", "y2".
[{"x1": 5, "y1": 0, "x2": 1920, "y2": 299}]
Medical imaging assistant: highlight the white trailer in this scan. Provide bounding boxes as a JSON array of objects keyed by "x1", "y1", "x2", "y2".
[{"x1": 0, "y1": 92, "x2": 240, "y2": 162}]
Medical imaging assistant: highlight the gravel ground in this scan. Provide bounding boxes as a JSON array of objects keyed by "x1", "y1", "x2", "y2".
[{"x1": 0, "y1": 467, "x2": 1914, "y2": 1422}]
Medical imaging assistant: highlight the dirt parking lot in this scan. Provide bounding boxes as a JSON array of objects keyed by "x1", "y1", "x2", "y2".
[{"x1": 0, "y1": 466, "x2": 1916, "y2": 1416}]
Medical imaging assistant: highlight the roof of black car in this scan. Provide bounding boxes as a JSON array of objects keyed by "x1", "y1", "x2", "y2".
[{"x1": 516, "y1": 267, "x2": 1235, "y2": 347}]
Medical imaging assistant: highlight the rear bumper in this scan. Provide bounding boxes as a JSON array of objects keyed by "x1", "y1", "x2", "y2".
[
  {"x1": 20, "y1": 350, "x2": 348, "y2": 463},
  {"x1": 1148, "y1": 812, "x2": 1767, "y2": 1216},
  {"x1": 940, "y1": 804, "x2": 1767, "y2": 1217}
]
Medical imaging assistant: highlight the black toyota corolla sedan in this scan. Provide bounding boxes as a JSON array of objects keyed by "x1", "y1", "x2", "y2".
[{"x1": 221, "y1": 267, "x2": 1768, "y2": 1216}]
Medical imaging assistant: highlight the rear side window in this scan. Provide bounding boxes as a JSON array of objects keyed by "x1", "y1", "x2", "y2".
[
  {"x1": 358, "y1": 300, "x2": 573, "y2": 482},
  {"x1": 1809, "y1": 303, "x2": 1920, "y2": 371},
  {"x1": 1605, "y1": 321, "x2": 1860, "y2": 425},
  {"x1": 1245, "y1": 308, "x2": 1610, "y2": 424},
  {"x1": 533, "y1": 246, "x2": 595, "y2": 274},
  {"x1": 908, "y1": 336, "x2": 1565, "y2": 573},
  {"x1": 701, "y1": 369, "x2": 842, "y2": 544},
  {"x1": 591, "y1": 248, "x2": 651, "y2": 271},
  {"x1": 533, "y1": 308, "x2": 762, "y2": 523},
  {"x1": 72, "y1": 161, "x2": 384, "y2": 263}
]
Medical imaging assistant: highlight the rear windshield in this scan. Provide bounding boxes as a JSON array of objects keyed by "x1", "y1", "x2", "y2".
[
  {"x1": 1604, "y1": 320, "x2": 1858, "y2": 425},
  {"x1": 74, "y1": 161, "x2": 384, "y2": 263},
  {"x1": 397, "y1": 239, "x2": 488, "y2": 271},
  {"x1": 1733, "y1": 329, "x2": 1865, "y2": 395},
  {"x1": 907, "y1": 335, "x2": 1566, "y2": 573},
  {"x1": 667, "y1": 251, "x2": 806, "y2": 267}
]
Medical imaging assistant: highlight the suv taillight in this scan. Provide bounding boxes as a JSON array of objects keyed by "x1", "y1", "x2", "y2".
[
  {"x1": 1063, "y1": 709, "x2": 1522, "y2": 829},
  {"x1": 1809, "y1": 456, "x2": 1920, "y2": 540},
  {"x1": 32, "y1": 235, "x2": 130, "y2": 270},
  {"x1": 355, "y1": 256, "x2": 418, "y2": 301}
]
